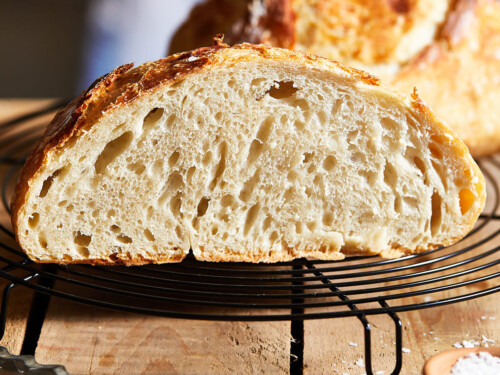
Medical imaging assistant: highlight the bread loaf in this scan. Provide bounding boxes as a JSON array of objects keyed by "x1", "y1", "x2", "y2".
[
  {"x1": 11, "y1": 41, "x2": 485, "y2": 265},
  {"x1": 170, "y1": 0, "x2": 500, "y2": 156}
]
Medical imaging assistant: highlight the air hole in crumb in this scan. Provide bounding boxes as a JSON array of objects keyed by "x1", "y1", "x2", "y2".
[
  {"x1": 295, "y1": 222, "x2": 303, "y2": 234},
  {"x1": 143, "y1": 107, "x2": 164, "y2": 131},
  {"x1": 39, "y1": 169, "x2": 62, "y2": 197},
  {"x1": 170, "y1": 192, "x2": 183, "y2": 216},
  {"x1": 175, "y1": 226, "x2": 182, "y2": 239},
  {"x1": 209, "y1": 142, "x2": 227, "y2": 190},
  {"x1": 432, "y1": 160, "x2": 448, "y2": 189},
  {"x1": 247, "y1": 117, "x2": 273, "y2": 164},
  {"x1": 117, "y1": 234, "x2": 133, "y2": 244},
  {"x1": 147, "y1": 206, "x2": 154, "y2": 220},
  {"x1": 221, "y1": 195, "x2": 234, "y2": 207},
  {"x1": 58, "y1": 200, "x2": 67, "y2": 207},
  {"x1": 383, "y1": 161, "x2": 398, "y2": 187},
  {"x1": 158, "y1": 173, "x2": 184, "y2": 206},
  {"x1": 77, "y1": 247, "x2": 90, "y2": 258},
  {"x1": 168, "y1": 151, "x2": 180, "y2": 167},
  {"x1": 244, "y1": 204, "x2": 260, "y2": 236},
  {"x1": 303, "y1": 152, "x2": 313, "y2": 163},
  {"x1": 211, "y1": 226, "x2": 219, "y2": 235},
  {"x1": 63, "y1": 254, "x2": 73, "y2": 262},
  {"x1": 429, "y1": 143, "x2": 442, "y2": 159},
  {"x1": 307, "y1": 222, "x2": 317, "y2": 232},
  {"x1": 264, "y1": 81, "x2": 298, "y2": 100},
  {"x1": 350, "y1": 152, "x2": 364, "y2": 163},
  {"x1": 284, "y1": 187, "x2": 295, "y2": 203},
  {"x1": 239, "y1": 170, "x2": 260, "y2": 202},
  {"x1": 394, "y1": 196, "x2": 402, "y2": 213},
  {"x1": 95, "y1": 132, "x2": 133, "y2": 175},
  {"x1": 39, "y1": 236, "x2": 48, "y2": 249},
  {"x1": 413, "y1": 156, "x2": 426, "y2": 176},
  {"x1": 186, "y1": 166, "x2": 196, "y2": 184},
  {"x1": 73, "y1": 231, "x2": 91, "y2": 246},
  {"x1": 323, "y1": 155, "x2": 337, "y2": 171},
  {"x1": 197, "y1": 197, "x2": 210, "y2": 217},
  {"x1": 28, "y1": 213, "x2": 40, "y2": 229},
  {"x1": 109, "y1": 253, "x2": 119, "y2": 262},
  {"x1": 430, "y1": 191, "x2": 442, "y2": 236},
  {"x1": 107, "y1": 209, "x2": 116, "y2": 218},
  {"x1": 322, "y1": 212, "x2": 333, "y2": 226},
  {"x1": 110, "y1": 225, "x2": 121, "y2": 233},
  {"x1": 202, "y1": 151, "x2": 213, "y2": 166},
  {"x1": 294, "y1": 120, "x2": 305, "y2": 131},
  {"x1": 144, "y1": 229, "x2": 155, "y2": 241},
  {"x1": 127, "y1": 162, "x2": 146, "y2": 175},
  {"x1": 269, "y1": 231, "x2": 279, "y2": 243},
  {"x1": 153, "y1": 159, "x2": 164, "y2": 176},
  {"x1": 262, "y1": 215, "x2": 272, "y2": 231},
  {"x1": 66, "y1": 204, "x2": 74, "y2": 212},
  {"x1": 459, "y1": 188, "x2": 474, "y2": 215},
  {"x1": 317, "y1": 110, "x2": 327, "y2": 124},
  {"x1": 287, "y1": 171, "x2": 298, "y2": 181}
]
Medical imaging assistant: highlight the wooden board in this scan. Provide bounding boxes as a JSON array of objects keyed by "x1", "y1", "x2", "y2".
[{"x1": 35, "y1": 297, "x2": 291, "y2": 375}]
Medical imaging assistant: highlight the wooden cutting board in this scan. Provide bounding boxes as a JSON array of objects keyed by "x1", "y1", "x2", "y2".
[{"x1": 0, "y1": 100, "x2": 498, "y2": 375}]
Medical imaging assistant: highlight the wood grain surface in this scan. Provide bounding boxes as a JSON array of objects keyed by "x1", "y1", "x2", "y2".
[
  {"x1": 35, "y1": 298, "x2": 291, "y2": 375},
  {"x1": 0, "y1": 100, "x2": 499, "y2": 375}
]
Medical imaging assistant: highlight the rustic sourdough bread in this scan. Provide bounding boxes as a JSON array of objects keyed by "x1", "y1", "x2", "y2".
[
  {"x1": 11, "y1": 42, "x2": 485, "y2": 265},
  {"x1": 170, "y1": 0, "x2": 500, "y2": 156}
]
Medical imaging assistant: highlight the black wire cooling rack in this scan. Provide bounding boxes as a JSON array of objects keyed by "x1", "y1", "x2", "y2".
[{"x1": 0, "y1": 102, "x2": 499, "y2": 375}]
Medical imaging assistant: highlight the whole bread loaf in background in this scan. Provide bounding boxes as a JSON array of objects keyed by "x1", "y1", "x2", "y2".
[
  {"x1": 170, "y1": 0, "x2": 500, "y2": 156},
  {"x1": 11, "y1": 41, "x2": 485, "y2": 265}
]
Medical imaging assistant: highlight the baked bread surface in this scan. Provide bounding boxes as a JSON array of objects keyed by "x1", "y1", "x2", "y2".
[
  {"x1": 170, "y1": 0, "x2": 500, "y2": 156},
  {"x1": 12, "y1": 42, "x2": 485, "y2": 265}
]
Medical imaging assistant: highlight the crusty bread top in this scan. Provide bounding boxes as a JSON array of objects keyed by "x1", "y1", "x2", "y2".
[{"x1": 11, "y1": 40, "x2": 485, "y2": 265}]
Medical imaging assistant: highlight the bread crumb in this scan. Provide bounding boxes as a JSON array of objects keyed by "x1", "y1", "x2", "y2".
[
  {"x1": 402, "y1": 348, "x2": 411, "y2": 353},
  {"x1": 355, "y1": 358, "x2": 364, "y2": 367},
  {"x1": 453, "y1": 342, "x2": 464, "y2": 348},
  {"x1": 349, "y1": 342, "x2": 358, "y2": 347},
  {"x1": 376, "y1": 371, "x2": 385, "y2": 375}
]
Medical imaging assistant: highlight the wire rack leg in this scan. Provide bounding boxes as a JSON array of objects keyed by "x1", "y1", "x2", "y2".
[
  {"x1": 358, "y1": 301, "x2": 402, "y2": 375},
  {"x1": 0, "y1": 273, "x2": 39, "y2": 341},
  {"x1": 0, "y1": 282, "x2": 18, "y2": 341}
]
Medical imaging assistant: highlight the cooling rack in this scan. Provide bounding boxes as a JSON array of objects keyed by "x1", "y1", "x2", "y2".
[{"x1": 0, "y1": 102, "x2": 499, "y2": 375}]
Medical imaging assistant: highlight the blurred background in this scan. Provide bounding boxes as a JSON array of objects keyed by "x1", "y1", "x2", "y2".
[{"x1": 0, "y1": 0, "x2": 201, "y2": 98}]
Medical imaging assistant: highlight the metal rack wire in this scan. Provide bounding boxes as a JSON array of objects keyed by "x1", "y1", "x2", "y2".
[{"x1": 0, "y1": 102, "x2": 499, "y2": 375}]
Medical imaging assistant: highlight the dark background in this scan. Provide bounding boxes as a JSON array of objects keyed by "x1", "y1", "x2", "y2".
[{"x1": 0, "y1": 0, "x2": 200, "y2": 97}]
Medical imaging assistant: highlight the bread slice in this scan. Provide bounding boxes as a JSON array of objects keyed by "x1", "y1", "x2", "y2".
[
  {"x1": 11, "y1": 41, "x2": 485, "y2": 265},
  {"x1": 170, "y1": 0, "x2": 500, "y2": 156}
]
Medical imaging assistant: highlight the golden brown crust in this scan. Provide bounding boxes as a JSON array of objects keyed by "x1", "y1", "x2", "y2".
[{"x1": 11, "y1": 41, "x2": 484, "y2": 265}]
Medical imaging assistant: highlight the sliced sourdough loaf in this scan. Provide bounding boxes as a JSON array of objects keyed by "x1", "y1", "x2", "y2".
[{"x1": 11, "y1": 41, "x2": 485, "y2": 264}]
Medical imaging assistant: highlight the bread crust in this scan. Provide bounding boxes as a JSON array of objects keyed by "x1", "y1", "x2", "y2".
[
  {"x1": 11, "y1": 40, "x2": 485, "y2": 265},
  {"x1": 171, "y1": 0, "x2": 500, "y2": 156}
]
